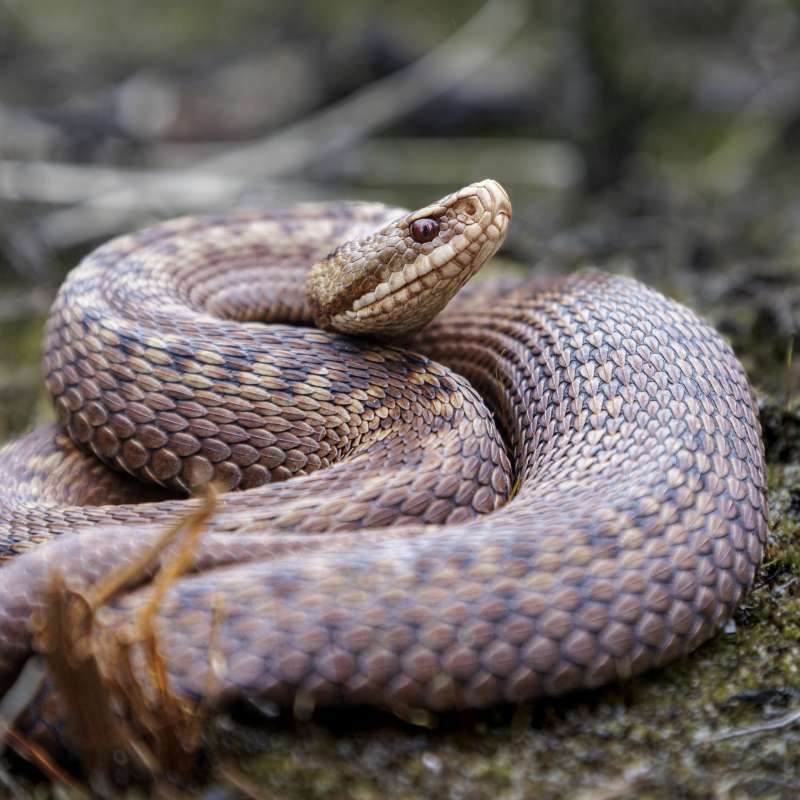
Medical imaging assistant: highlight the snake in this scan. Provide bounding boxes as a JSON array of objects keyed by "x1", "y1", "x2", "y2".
[{"x1": 0, "y1": 179, "x2": 768, "y2": 748}]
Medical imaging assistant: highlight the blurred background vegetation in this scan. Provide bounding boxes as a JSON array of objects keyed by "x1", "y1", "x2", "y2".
[
  {"x1": 2, "y1": 1, "x2": 800, "y2": 797},
  {"x1": 2, "y1": 0, "x2": 800, "y2": 437}
]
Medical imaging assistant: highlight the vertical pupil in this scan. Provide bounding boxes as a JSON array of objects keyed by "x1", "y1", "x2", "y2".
[{"x1": 411, "y1": 218, "x2": 439, "y2": 243}]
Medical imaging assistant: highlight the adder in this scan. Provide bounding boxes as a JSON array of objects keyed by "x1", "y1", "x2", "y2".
[{"x1": 0, "y1": 179, "x2": 767, "y2": 746}]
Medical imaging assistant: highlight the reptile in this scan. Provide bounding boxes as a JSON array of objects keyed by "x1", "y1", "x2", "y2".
[{"x1": 0, "y1": 179, "x2": 767, "y2": 749}]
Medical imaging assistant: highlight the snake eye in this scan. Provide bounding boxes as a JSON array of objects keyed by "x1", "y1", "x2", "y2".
[{"x1": 410, "y1": 218, "x2": 440, "y2": 244}]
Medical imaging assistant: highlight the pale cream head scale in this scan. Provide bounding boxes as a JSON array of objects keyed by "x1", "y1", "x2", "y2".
[{"x1": 307, "y1": 179, "x2": 512, "y2": 337}]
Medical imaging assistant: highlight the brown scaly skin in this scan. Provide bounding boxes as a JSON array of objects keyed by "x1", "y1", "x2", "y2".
[{"x1": 0, "y1": 181, "x2": 767, "y2": 743}]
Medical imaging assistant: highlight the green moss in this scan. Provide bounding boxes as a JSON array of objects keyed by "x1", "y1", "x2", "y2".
[{"x1": 0, "y1": 313, "x2": 51, "y2": 441}]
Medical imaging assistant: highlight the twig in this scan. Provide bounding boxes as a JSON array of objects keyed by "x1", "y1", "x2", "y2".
[
  {"x1": 0, "y1": 657, "x2": 46, "y2": 759},
  {"x1": 0, "y1": 657, "x2": 84, "y2": 791},
  {"x1": 0, "y1": 159, "x2": 244, "y2": 207},
  {"x1": 696, "y1": 707, "x2": 800, "y2": 743},
  {"x1": 3, "y1": 728, "x2": 84, "y2": 792},
  {"x1": 0, "y1": 138, "x2": 581, "y2": 209}
]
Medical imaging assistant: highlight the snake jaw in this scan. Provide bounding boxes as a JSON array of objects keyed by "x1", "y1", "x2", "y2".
[{"x1": 307, "y1": 179, "x2": 512, "y2": 338}]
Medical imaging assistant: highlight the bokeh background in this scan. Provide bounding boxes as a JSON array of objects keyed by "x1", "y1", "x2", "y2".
[{"x1": 2, "y1": 1, "x2": 800, "y2": 797}]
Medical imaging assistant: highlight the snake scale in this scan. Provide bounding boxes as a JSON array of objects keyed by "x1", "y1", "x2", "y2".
[{"x1": 0, "y1": 180, "x2": 767, "y2": 746}]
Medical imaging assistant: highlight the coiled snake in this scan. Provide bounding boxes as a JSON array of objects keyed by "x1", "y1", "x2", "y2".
[{"x1": 0, "y1": 180, "x2": 767, "y2": 746}]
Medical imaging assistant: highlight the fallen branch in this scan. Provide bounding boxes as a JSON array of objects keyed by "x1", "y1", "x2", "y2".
[{"x1": 22, "y1": 0, "x2": 529, "y2": 249}]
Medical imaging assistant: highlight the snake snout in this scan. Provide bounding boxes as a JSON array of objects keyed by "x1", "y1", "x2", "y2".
[
  {"x1": 477, "y1": 178, "x2": 512, "y2": 218},
  {"x1": 454, "y1": 179, "x2": 512, "y2": 246}
]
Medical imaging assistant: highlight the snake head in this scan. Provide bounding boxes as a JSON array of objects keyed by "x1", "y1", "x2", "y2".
[{"x1": 307, "y1": 179, "x2": 512, "y2": 337}]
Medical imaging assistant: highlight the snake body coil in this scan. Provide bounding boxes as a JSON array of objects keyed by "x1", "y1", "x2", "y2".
[{"x1": 0, "y1": 180, "x2": 767, "y2": 734}]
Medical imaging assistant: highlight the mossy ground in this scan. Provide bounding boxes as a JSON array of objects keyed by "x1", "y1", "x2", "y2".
[{"x1": 2, "y1": 268, "x2": 798, "y2": 800}]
